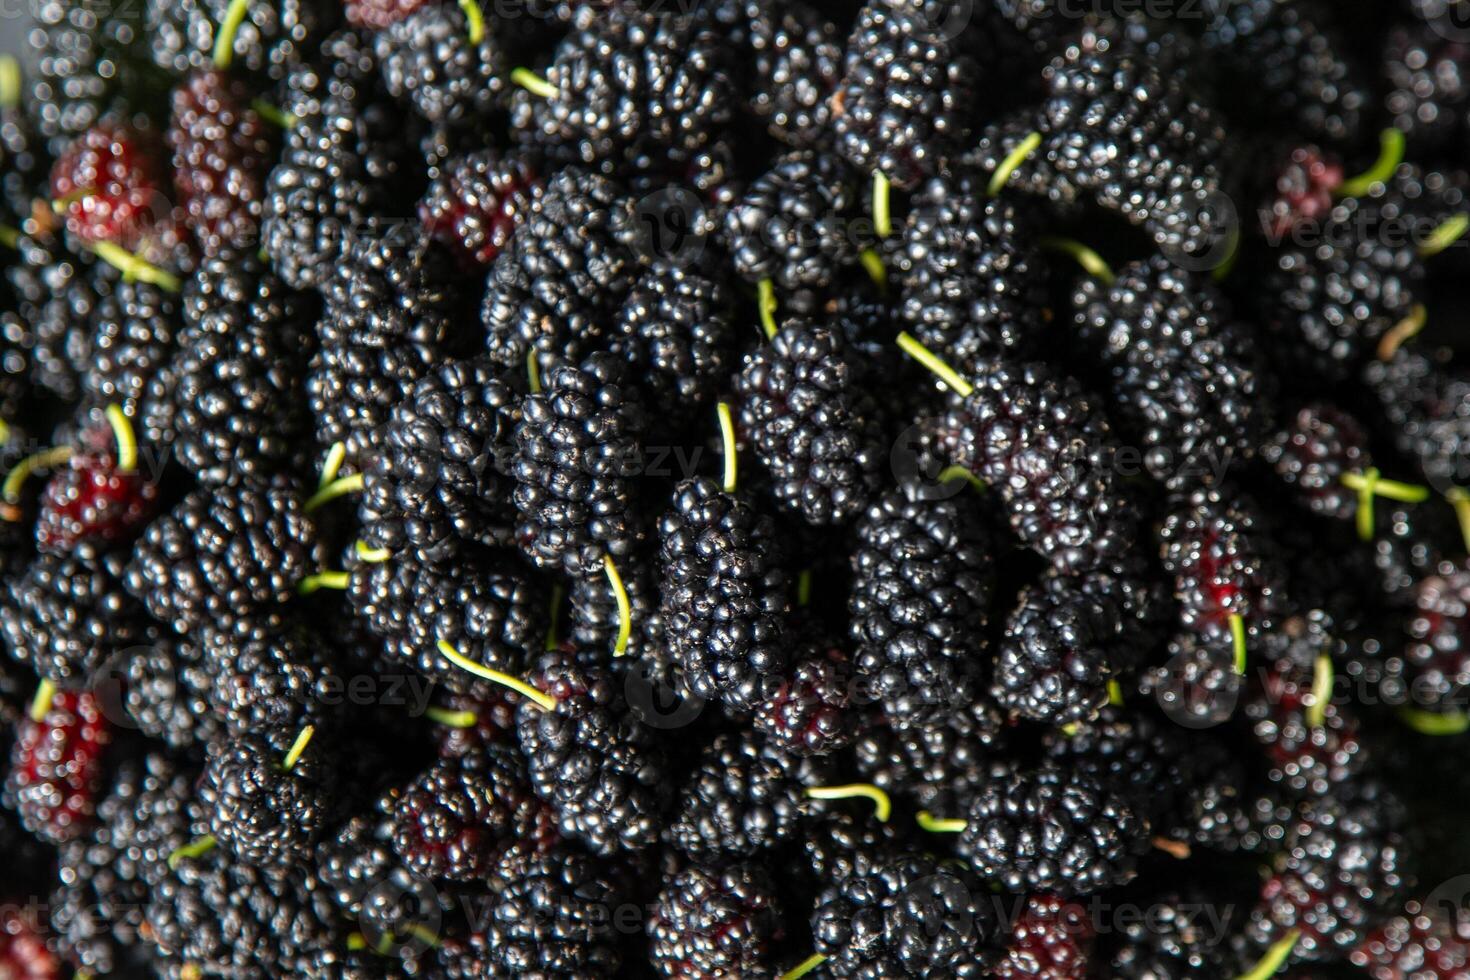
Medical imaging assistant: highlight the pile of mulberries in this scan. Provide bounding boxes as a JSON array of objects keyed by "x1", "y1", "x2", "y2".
[{"x1": 3, "y1": 3, "x2": 1470, "y2": 978}]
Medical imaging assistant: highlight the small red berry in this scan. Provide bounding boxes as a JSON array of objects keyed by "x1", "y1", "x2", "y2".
[{"x1": 4, "y1": 690, "x2": 111, "y2": 844}]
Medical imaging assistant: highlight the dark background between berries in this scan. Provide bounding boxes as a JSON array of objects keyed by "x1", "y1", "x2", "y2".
[{"x1": 3, "y1": 0, "x2": 1470, "y2": 978}]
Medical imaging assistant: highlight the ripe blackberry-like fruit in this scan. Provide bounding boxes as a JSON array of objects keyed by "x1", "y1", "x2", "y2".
[
  {"x1": 509, "y1": 2, "x2": 732, "y2": 167},
  {"x1": 658, "y1": 476, "x2": 792, "y2": 711},
  {"x1": 1351, "y1": 900, "x2": 1470, "y2": 979},
  {"x1": 854, "y1": 697, "x2": 1003, "y2": 817},
  {"x1": 1262, "y1": 403, "x2": 1370, "y2": 522},
  {"x1": 52, "y1": 753, "x2": 195, "y2": 976},
  {"x1": 2, "y1": 552, "x2": 140, "y2": 689},
  {"x1": 0, "y1": 69, "x2": 45, "y2": 223},
  {"x1": 565, "y1": 549, "x2": 659, "y2": 661},
  {"x1": 992, "y1": 579, "x2": 1122, "y2": 726},
  {"x1": 516, "y1": 649, "x2": 670, "y2": 854},
  {"x1": 201, "y1": 616, "x2": 343, "y2": 735},
  {"x1": 923, "y1": 356, "x2": 1138, "y2": 574},
  {"x1": 737, "y1": 320, "x2": 883, "y2": 525},
  {"x1": 1139, "y1": 632, "x2": 1243, "y2": 729},
  {"x1": 121, "y1": 628, "x2": 224, "y2": 749},
  {"x1": 35, "y1": 424, "x2": 159, "y2": 556},
  {"x1": 4, "y1": 689, "x2": 111, "y2": 844},
  {"x1": 848, "y1": 489, "x2": 994, "y2": 727},
  {"x1": 482, "y1": 847, "x2": 627, "y2": 975},
  {"x1": 812, "y1": 853, "x2": 1002, "y2": 976},
  {"x1": 143, "y1": 253, "x2": 314, "y2": 486},
  {"x1": 1260, "y1": 206, "x2": 1423, "y2": 383},
  {"x1": 958, "y1": 761, "x2": 1148, "y2": 893},
  {"x1": 1247, "y1": 783, "x2": 1406, "y2": 959},
  {"x1": 349, "y1": 536, "x2": 546, "y2": 696},
  {"x1": 753, "y1": 644, "x2": 857, "y2": 756},
  {"x1": 199, "y1": 725, "x2": 335, "y2": 870},
  {"x1": 261, "y1": 32, "x2": 394, "y2": 290},
  {"x1": 390, "y1": 752, "x2": 552, "y2": 881},
  {"x1": 309, "y1": 225, "x2": 464, "y2": 456},
  {"x1": 890, "y1": 176, "x2": 1044, "y2": 374},
  {"x1": 82, "y1": 275, "x2": 182, "y2": 419},
  {"x1": 1036, "y1": 24, "x2": 1228, "y2": 258},
  {"x1": 831, "y1": 0, "x2": 979, "y2": 188},
  {"x1": 145, "y1": 849, "x2": 341, "y2": 977},
  {"x1": 359, "y1": 357, "x2": 524, "y2": 563},
  {"x1": 345, "y1": 0, "x2": 428, "y2": 29},
  {"x1": 168, "y1": 70, "x2": 274, "y2": 258},
  {"x1": 1201, "y1": 0, "x2": 1368, "y2": 142},
  {"x1": 1109, "y1": 887, "x2": 1246, "y2": 977},
  {"x1": 666, "y1": 730, "x2": 823, "y2": 856},
  {"x1": 610, "y1": 263, "x2": 735, "y2": 419},
  {"x1": 1384, "y1": 22, "x2": 1470, "y2": 152},
  {"x1": 124, "y1": 477, "x2": 323, "y2": 633},
  {"x1": 1160, "y1": 485, "x2": 1290, "y2": 646},
  {"x1": 1404, "y1": 561, "x2": 1470, "y2": 712},
  {"x1": 0, "y1": 908, "x2": 59, "y2": 979},
  {"x1": 1072, "y1": 256, "x2": 1264, "y2": 488},
  {"x1": 649, "y1": 860, "x2": 785, "y2": 978},
  {"x1": 419, "y1": 150, "x2": 537, "y2": 269},
  {"x1": 482, "y1": 168, "x2": 639, "y2": 373},
  {"x1": 146, "y1": 0, "x2": 335, "y2": 79},
  {"x1": 511, "y1": 351, "x2": 646, "y2": 576},
  {"x1": 50, "y1": 120, "x2": 184, "y2": 262},
  {"x1": 725, "y1": 150, "x2": 857, "y2": 292},
  {"x1": 799, "y1": 806, "x2": 905, "y2": 882},
  {"x1": 376, "y1": 0, "x2": 505, "y2": 125},
  {"x1": 997, "y1": 894, "x2": 1093, "y2": 980},
  {"x1": 1363, "y1": 348, "x2": 1470, "y2": 492},
  {"x1": 2, "y1": 231, "x2": 98, "y2": 401},
  {"x1": 1264, "y1": 145, "x2": 1344, "y2": 240},
  {"x1": 745, "y1": 0, "x2": 842, "y2": 146}
]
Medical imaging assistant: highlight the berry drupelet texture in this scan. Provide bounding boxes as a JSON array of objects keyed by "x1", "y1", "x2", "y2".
[{"x1": 648, "y1": 860, "x2": 786, "y2": 978}]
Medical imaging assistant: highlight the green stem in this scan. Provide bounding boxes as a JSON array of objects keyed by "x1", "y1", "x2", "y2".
[
  {"x1": 0, "y1": 224, "x2": 18, "y2": 250},
  {"x1": 1039, "y1": 236, "x2": 1115, "y2": 284},
  {"x1": 457, "y1": 0, "x2": 485, "y2": 43},
  {"x1": 937, "y1": 466, "x2": 984, "y2": 491},
  {"x1": 896, "y1": 332, "x2": 973, "y2": 398},
  {"x1": 1107, "y1": 679, "x2": 1123, "y2": 707},
  {"x1": 0, "y1": 56, "x2": 19, "y2": 110},
  {"x1": 1230, "y1": 613, "x2": 1247, "y2": 676},
  {"x1": 104, "y1": 404, "x2": 137, "y2": 474},
  {"x1": 318, "y1": 442, "x2": 346, "y2": 490},
  {"x1": 1235, "y1": 930, "x2": 1300, "y2": 980},
  {"x1": 1378, "y1": 304, "x2": 1428, "y2": 361},
  {"x1": 1341, "y1": 468, "x2": 1428, "y2": 504},
  {"x1": 858, "y1": 248, "x2": 886, "y2": 291},
  {"x1": 1419, "y1": 213, "x2": 1469, "y2": 258},
  {"x1": 281, "y1": 724, "x2": 315, "y2": 771},
  {"x1": 987, "y1": 130, "x2": 1042, "y2": 197},
  {"x1": 436, "y1": 639, "x2": 557, "y2": 711},
  {"x1": 29, "y1": 680, "x2": 56, "y2": 723},
  {"x1": 527, "y1": 347, "x2": 542, "y2": 394},
  {"x1": 872, "y1": 171, "x2": 892, "y2": 239},
  {"x1": 916, "y1": 810, "x2": 967, "y2": 833},
  {"x1": 796, "y1": 569, "x2": 812, "y2": 607},
  {"x1": 425, "y1": 706, "x2": 479, "y2": 728},
  {"x1": 1447, "y1": 488, "x2": 1470, "y2": 554},
  {"x1": 1337, "y1": 129, "x2": 1406, "y2": 198},
  {"x1": 304, "y1": 473, "x2": 364, "y2": 513},
  {"x1": 355, "y1": 539, "x2": 391, "y2": 564},
  {"x1": 251, "y1": 99, "x2": 296, "y2": 128},
  {"x1": 805, "y1": 784, "x2": 891, "y2": 822},
  {"x1": 717, "y1": 401, "x2": 738, "y2": 493},
  {"x1": 1306, "y1": 654, "x2": 1332, "y2": 729},
  {"x1": 297, "y1": 571, "x2": 349, "y2": 595},
  {"x1": 89, "y1": 242, "x2": 181, "y2": 292},
  {"x1": 2, "y1": 446, "x2": 74, "y2": 509},
  {"x1": 167, "y1": 835, "x2": 218, "y2": 870},
  {"x1": 511, "y1": 67, "x2": 556, "y2": 99},
  {"x1": 757, "y1": 279, "x2": 778, "y2": 340},
  {"x1": 780, "y1": 954, "x2": 827, "y2": 980},
  {"x1": 602, "y1": 554, "x2": 632, "y2": 657},
  {"x1": 544, "y1": 583, "x2": 563, "y2": 652},
  {"x1": 212, "y1": 0, "x2": 252, "y2": 69},
  {"x1": 1399, "y1": 706, "x2": 1470, "y2": 736}
]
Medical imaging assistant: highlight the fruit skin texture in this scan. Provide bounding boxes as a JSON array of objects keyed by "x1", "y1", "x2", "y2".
[
  {"x1": 957, "y1": 761, "x2": 1148, "y2": 894},
  {"x1": 725, "y1": 150, "x2": 857, "y2": 292},
  {"x1": 648, "y1": 860, "x2": 785, "y2": 978},
  {"x1": 736, "y1": 320, "x2": 883, "y2": 526},
  {"x1": 4, "y1": 690, "x2": 111, "y2": 845},
  {"x1": 658, "y1": 476, "x2": 792, "y2": 711},
  {"x1": 1262, "y1": 402, "x2": 1369, "y2": 522},
  {"x1": 123, "y1": 477, "x2": 324, "y2": 634},
  {"x1": 2, "y1": 552, "x2": 141, "y2": 689},
  {"x1": 997, "y1": 894, "x2": 1093, "y2": 980},
  {"x1": 50, "y1": 120, "x2": 185, "y2": 263},
  {"x1": 610, "y1": 263, "x2": 735, "y2": 419},
  {"x1": 35, "y1": 426, "x2": 159, "y2": 557},
  {"x1": 992, "y1": 579, "x2": 1122, "y2": 726},
  {"x1": 419, "y1": 150, "x2": 537, "y2": 270},
  {"x1": 168, "y1": 70, "x2": 274, "y2": 258},
  {"x1": 375, "y1": 0, "x2": 505, "y2": 125},
  {"x1": 665, "y1": 730, "x2": 821, "y2": 857},
  {"x1": 812, "y1": 852, "x2": 1003, "y2": 976},
  {"x1": 511, "y1": 351, "x2": 646, "y2": 577},
  {"x1": 481, "y1": 846, "x2": 627, "y2": 976},
  {"x1": 515, "y1": 649, "x2": 670, "y2": 855},
  {"x1": 848, "y1": 488, "x2": 993, "y2": 727}
]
